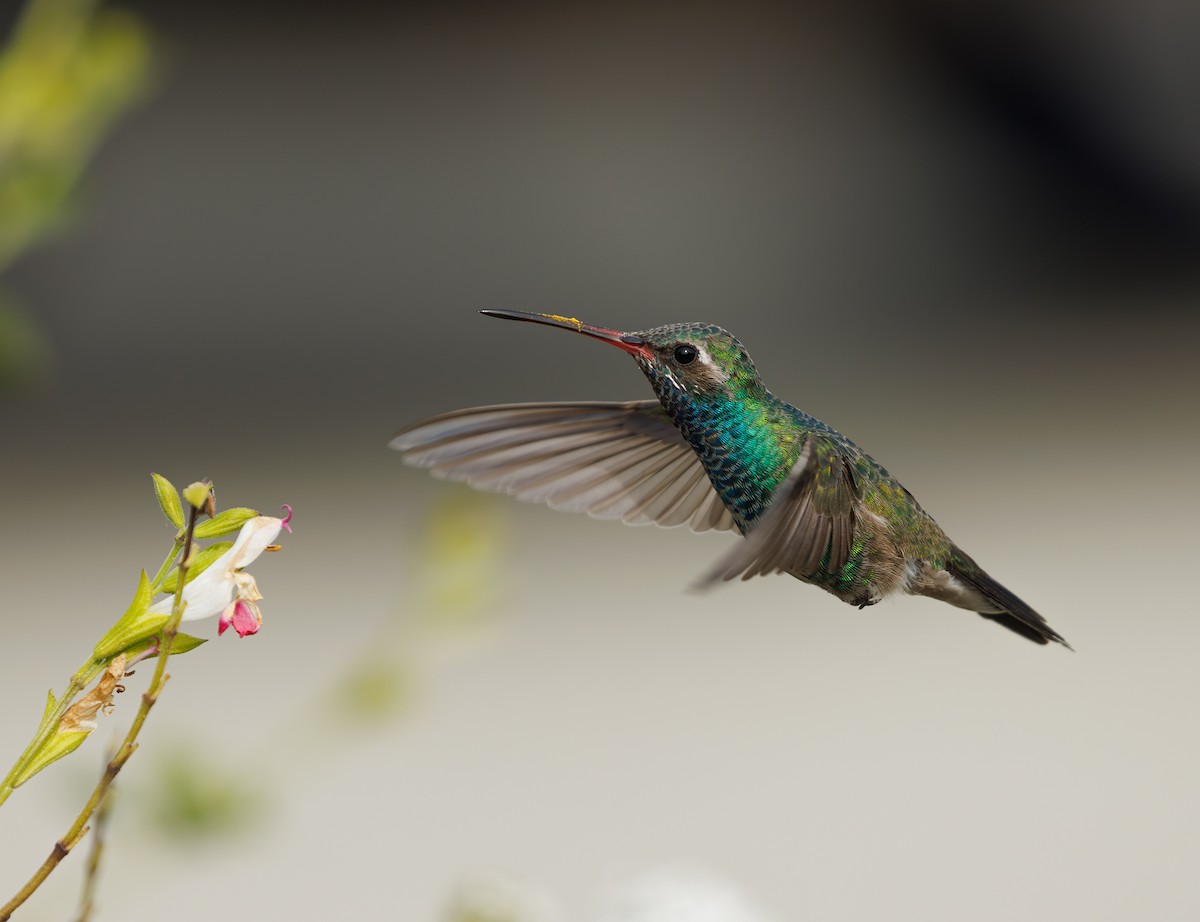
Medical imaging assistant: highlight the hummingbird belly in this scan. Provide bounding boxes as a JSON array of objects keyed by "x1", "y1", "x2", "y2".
[{"x1": 784, "y1": 507, "x2": 908, "y2": 608}]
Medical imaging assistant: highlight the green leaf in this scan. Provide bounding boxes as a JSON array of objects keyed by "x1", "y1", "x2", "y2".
[
  {"x1": 13, "y1": 731, "x2": 89, "y2": 787},
  {"x1": 129, "y1": 570, "x2": 152, "y2": 615},
  {"x1": 122, "y1": 631, "x2": 207, "y2": 661},
  {"x1": 93, "y1": 570, "x2": 160, "y2": 659},
  {"x1": 150, "y1": 472, "x2": 184, "y2": 528},
  {"x1": 168, "y1": 633, "x2": 207, "y2": 655},
  {"x1": 160, "y1": 542, "x2": 232, "y2": 594},
  {"x1": 41, "y1": 689, "x2": 56, "y2": 724},
  {"x1": 193, "y1": 507, "x2": 258, "y2": 540},
  {"x1": 94, "y1": 615, "x2": 168, "y2": 662}
]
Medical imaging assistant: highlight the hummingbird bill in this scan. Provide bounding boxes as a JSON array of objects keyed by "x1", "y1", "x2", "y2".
[{"x1": 391, "y1": 310, "x2": 1069, "y2": 648}]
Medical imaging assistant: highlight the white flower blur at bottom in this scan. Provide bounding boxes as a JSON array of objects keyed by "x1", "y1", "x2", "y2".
[{"x1": 149, "y1": 506, "x2": 292, "y2": 637}]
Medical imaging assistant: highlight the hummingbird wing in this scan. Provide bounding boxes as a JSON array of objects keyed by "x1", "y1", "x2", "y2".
[
  {"x1": 698, "y1": 433, "x2": 857, "y2": 584},
  {"x1": 391, "y1": 401, "x2": 737, "y2": 532}
]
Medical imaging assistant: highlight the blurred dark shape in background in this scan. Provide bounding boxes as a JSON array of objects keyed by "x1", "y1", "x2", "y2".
[
  {"x1": 893, "y1": 0, "x2": 1200, "y2": 278},
  {"x1": 2, "y1": 0, "x2": 1197, "y2": 422}
]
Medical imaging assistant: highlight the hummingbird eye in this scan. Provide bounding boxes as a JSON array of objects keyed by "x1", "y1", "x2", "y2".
[{"x1": 673, "y1": 343, "x2": 698, "y2": 365}]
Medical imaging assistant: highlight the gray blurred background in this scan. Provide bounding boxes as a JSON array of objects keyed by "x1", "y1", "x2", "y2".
[{"x1": 1, "y1": 1, "x2": 1198, "y2": 919}]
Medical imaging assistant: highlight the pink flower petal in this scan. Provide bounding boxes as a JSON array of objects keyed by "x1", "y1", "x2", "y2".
[
  {"x1": 279, "y1": 504, "x2": 294, "y2": 534},
  {"x1": 231, "y1": 600, "x2": 261, "y2": 637},
  {"x1": 218, "y1": 603, "x2": 235, "y2": 636}
]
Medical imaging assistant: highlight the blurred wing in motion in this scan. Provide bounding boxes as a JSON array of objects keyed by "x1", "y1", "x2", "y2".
[{"x1": 391, "y1": 400, "x2": 737, "y2": 532}]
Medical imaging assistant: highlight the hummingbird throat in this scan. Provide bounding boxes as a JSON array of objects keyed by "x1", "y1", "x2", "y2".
[{"x1": 638, "y1": 359, "x2": 796, "y2": 532}]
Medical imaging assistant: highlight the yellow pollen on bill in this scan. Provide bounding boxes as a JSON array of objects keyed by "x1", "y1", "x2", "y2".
[{"x1": 541, "y1": 313, "x2": 584, "y2": 330}]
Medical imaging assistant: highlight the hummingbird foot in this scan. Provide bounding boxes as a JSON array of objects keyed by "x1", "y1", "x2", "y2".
[{"x1": 851, "y1": 589, "x2": 882, "y2": 609}]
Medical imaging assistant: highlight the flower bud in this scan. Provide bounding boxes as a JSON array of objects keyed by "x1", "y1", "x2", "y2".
[
  {"x1": 182, "y1": 481, "x2": 213, "y2": 513},
  {"x1": 151, "y1": 473, "x2": 184, "y2": 528}
]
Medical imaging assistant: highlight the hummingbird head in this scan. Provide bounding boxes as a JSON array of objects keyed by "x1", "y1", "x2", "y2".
[
  {"x1": 480, "y1": 311, "x2": 765, "y2": 406},
  {"x1": 628, "y1": 321, "x2": 765, "y2": 403}
]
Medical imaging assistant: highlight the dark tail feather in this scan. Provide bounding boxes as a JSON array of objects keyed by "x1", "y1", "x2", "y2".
[
  {"x1": 946, "y1": 560, "x2": 1072, "y2": 649},
  {"x1": 975, "y1": 610, "x2": 1062, "y2": 646}
]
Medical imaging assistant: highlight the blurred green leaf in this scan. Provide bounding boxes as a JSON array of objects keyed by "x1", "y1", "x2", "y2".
[
  {"x1": 0, "y1": 0, "x2": 154, "y2": 391},
  {"x1": 142, "y1": 744, "x2": 267, "y2": 840},
  {"x1": 419, "y1": 493, "x2": 507, "y2": 626},
  {"x1": 444, "y1": 872, "x2": 555, "y2": 922},
  {"x1": 326, "y1": 657, "x2": 413, "y2": 725},
  {"x1": 0, "y1": 295, "x2": 53, "y2": 391},
  {"x1": 0, "y1": 0, "x2": 154, "y2": 271}
]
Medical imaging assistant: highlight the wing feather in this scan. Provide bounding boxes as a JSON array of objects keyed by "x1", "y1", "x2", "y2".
[
  {"x1": 698, "y1": 433, "x2": 858, "y2": 586},
  {"x1": 392, "y1": 401, "x2": 737, "y2": 533}
]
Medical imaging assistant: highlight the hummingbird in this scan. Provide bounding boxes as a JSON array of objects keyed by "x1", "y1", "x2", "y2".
[{"x1": 391, "y1": 310, "x2": 1069, "y2": 648}]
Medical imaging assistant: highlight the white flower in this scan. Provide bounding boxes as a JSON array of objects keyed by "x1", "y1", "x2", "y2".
[{"x1": 150, "y1": 506, "x2": 292, "y2": 637}]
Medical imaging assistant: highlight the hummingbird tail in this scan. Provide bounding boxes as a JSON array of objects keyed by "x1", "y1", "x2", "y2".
[
  {"x1": 945, "y1": 559, "x2": 1072, "y2": 649},
  {"x1": 975, "y1": 610, "x2": 1065, "y2": 646}
]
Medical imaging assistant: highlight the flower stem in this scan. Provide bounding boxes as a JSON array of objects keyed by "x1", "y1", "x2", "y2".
[
  {"x1": 148, "y1": 538, "x2": 185, "y2": 591},
  {"x1": 72, "y1": 762, "x2": 113, "y2": 922},
  {"x1": 0, "y1": 505, "x2": 200, "y2": 921}
]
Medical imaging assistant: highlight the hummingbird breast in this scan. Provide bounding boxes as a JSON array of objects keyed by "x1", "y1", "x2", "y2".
[
  {"x1": 638, "y1": 355, "x2": 966, "y2": 607},
  {"x1": 647, "y1": 381, "x2": 803, "y2": 534}
]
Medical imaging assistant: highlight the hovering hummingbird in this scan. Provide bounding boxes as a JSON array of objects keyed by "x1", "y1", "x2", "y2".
[{"x1": 392, "y1": 310, "x2": 1068, "y2": 647}]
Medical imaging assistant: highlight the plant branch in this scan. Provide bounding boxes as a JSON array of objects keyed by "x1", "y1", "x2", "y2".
[
  {"x1": 148, "y1": 537, "x2": 186, "y2": 591},
  {"x1": 0, "y1": 503, "x2": 200, "y2": 921},
  {"x1": 72, "y1": 761, "x2": 113, "y2": 922}
]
